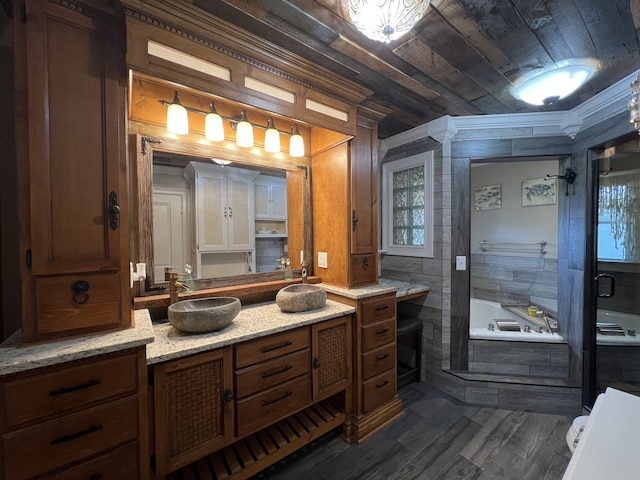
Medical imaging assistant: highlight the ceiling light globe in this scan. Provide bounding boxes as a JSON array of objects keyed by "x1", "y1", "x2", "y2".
[
  {"x1": 514, "y1": 65, "x2": 594, "y2": 106},
  {"x1": 347, "y1": 0, "x2": 430, "y2": 43}
]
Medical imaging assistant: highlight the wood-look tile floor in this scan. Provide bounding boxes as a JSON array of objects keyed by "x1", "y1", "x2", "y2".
[{"x1": 252, "y1": 382, "x2": 573, "y2": 480}]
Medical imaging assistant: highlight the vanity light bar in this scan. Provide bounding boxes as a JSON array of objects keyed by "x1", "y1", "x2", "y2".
[{"x1": 159, "y1": 93, "x2": 305, "y2": 157}]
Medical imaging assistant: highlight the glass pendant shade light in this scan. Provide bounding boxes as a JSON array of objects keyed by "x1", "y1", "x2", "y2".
[
  {"x1": 347, "y1": 0, "x2": 430, "y2": 43},
  {"x1": 235, "y1": 110, "x2": 254, "y2": 148},
  {"x1": 514, "y1": 65, "x2": 594, "y2": 106},
  {"x1": 205, "y1": 102, "x2": 224, "y2": 141},
  {"x1": 629, "y1": 74, "x2": 640, "y2": 133},
  {"x1": 289, "y1": 124, "x2": 304, "y2": 157},
  {"x1": 264, "y1": 118, "x2": 281, "y2": 153},
  {"x1": 166, "y1": 91, "x2": 189, "y2": 135}
]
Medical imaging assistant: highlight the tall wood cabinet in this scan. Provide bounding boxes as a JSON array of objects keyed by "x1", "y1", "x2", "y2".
[
  {"x1": 312, "y1": 113, "x2": 379, "y2": 288},
  {"x1": 13, "y1": 0, "x2": 129, "y2": 342}
]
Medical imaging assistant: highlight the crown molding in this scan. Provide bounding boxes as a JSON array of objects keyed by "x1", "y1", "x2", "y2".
[{"x1": 381, "y1": 69, "x2": 640, "y2": 150}]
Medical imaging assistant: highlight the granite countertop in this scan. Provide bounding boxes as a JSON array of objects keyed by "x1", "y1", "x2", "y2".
[
  {"x1": 322, "y1": 279, "x2": 430, "y2": 301},
  {"x1": 321, "y1": 282, "x2": 397, "y2": 300},
  {"x1": 146, "y1": 299, "x2": 355, "y2": 365},
  {"x1": 378, "y1": 278, "x2": 431, "y2": 300},
  {"x1": 0, "y1": 313, "x2": 155, "y2": 376}
]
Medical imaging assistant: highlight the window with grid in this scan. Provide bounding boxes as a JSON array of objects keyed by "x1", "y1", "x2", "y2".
[{"x1": 382, "y1": 152, "x2": 434, "y2": 257}]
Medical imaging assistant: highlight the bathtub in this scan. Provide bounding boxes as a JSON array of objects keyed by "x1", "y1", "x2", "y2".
[
  {"x1": 597, "y1": 309, "x2": 640, "y2": 346},
  {"x1": 469, "y1": 298, "x2": 565, "y2": 343}
]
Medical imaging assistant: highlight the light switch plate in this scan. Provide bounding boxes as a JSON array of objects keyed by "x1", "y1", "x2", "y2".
[
  {"x1": 318, "y1": 252, "x2": 328, "y2": 268},
  {"x1": 455, "y1": 255, "x2": 466, "y2": 271}
]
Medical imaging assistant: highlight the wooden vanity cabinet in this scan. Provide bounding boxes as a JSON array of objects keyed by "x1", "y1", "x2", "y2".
[
  {"x1": 328, "y1": 291, "x2": 402, "y2": 443},
  {"x1": 0, "y1": 348, "x2": 147, "y2": 480},
  {"x1": 152, "y1": 347, "x2": 234, "y2": 477},
  {"x1": 150, "y1": 315, "x2": 352, "y2": 477},
  {"x1": 312, "y1": 113, "x2": 379, "y2": 288},
  {"x1": 13, "y1": 0, "x2": 130, "y2": 343}
]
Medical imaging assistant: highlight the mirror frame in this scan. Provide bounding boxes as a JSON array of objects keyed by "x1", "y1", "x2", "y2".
[{"x1": 130, "y1": 126, "x2": 312, "y2": 296}]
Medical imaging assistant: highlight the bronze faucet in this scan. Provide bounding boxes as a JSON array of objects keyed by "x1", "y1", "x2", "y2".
[{"x1": 165, "y1": 267, "x2": 188, "y2": 304}]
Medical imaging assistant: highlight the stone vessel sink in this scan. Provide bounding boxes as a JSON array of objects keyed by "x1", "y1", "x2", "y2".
[
  {"x1": 168, "y1": 297, "x2": 241, "y2": 333},
  {"x1": 276, "y1": 284, "x2": 326, "y2": 313}
]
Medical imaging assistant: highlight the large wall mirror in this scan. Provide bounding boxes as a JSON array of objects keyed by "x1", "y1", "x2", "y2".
[{"x1": 131, "y1": 133, "x2": 310, "y2": 294}]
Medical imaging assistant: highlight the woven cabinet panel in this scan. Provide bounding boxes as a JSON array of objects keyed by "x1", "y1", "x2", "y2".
[
  {"x1": 317, "y1": 323, "x2": 348, "y2": 389},
  {"x1": 166, "y1": 358, "x2": 224, "y2": 456}
]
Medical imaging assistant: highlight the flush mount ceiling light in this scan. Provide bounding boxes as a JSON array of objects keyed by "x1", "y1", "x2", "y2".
[
  {"x1": 159, "y1": 91, "x2": 305, "y2": 157},
  {"x1": 347, "y1": 0, "x2": 430, "y2": 43},
  {"x1": 514, "y1": 65, "x2": 594, "y2": 106}
]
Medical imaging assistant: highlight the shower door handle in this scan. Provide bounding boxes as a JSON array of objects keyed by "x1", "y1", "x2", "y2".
[{"x1": 595, "y1": 273, "x2": 616, "y2": 298}]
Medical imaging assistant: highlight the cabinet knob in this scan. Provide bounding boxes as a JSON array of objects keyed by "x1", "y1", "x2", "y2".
[
  {"x1": 313, "y1": 357, "x2": 321, "y2": 369},
  {"x1": 224, "y1": 390, "x2": 234, "y2": 402}
]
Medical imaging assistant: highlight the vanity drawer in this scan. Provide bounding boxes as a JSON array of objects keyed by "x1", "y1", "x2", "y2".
[
  {"x1": 44, "y1": 442, "x2": 138, "y2": 480},
  {"x1": 235, "y1": 327, "x2": 310, "y2": 369},
  {"x1": 2, "y1": 395, "x2": 138, "y2": 480},
  {"x1": 34, "y1": 273, "x2": 123, "y2": 336},
  {"x1": 235, "y1": 374, "x2": 311, "y2": 437},
  {"x1": 362, "y1": 368, "x2": 396, "y2": 414},
  {"x1": 350, "y1": 254, "x2": 377, "y2": 287},
  {"x1": 361, "y1": 294, "x2": 396, "y2": 325},
  {"x1": 235, "y1": 348, "x2": 310, "y2": 399},
  {"x1": 362, "y1": 343, "x2": 396, "y2": 381},
  {"x1": 2, "y1": 352, "x2": 138, "y2": 428},
  {"x1": 362, "y1": 317, "x2": 396, "y2": 352}
]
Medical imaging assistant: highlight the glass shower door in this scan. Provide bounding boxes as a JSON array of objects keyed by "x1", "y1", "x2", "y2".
[{"x1": 595, "y1": 147, "x2": 640, "y2": 397}]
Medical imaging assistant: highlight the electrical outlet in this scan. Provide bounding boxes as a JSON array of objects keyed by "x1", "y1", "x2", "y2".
[
  {"x1": 455, "y1": 255, "x2": 466, "y2": 271},
  {"x1": 318, "y1": 252, "x2": 328, "y2": 268}
]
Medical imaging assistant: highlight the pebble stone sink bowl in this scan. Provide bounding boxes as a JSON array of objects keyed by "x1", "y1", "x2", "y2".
[
  {"x1": 276, "y1": 284, "x2": 327, "y2": 313},
  {"x1": 168, "y1": 297, "x2": 241, "y2": 333}
]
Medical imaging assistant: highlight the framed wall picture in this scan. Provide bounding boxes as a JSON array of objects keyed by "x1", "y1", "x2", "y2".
[
  {"x1": 522, "y1": 177, "x2": 557, "y2": 206},
  {"x1": 474, "y1": 184, "x2": 502, "y2": 211}
]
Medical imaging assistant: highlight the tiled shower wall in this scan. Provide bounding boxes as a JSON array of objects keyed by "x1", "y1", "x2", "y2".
[{"x1": 470, "y1": 253, "x2": 558, "y2": 308}]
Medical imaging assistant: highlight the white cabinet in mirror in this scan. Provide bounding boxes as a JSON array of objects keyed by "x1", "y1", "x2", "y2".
[{"x1": 152, "y1": 157, "x2": 289, "y2": 280}]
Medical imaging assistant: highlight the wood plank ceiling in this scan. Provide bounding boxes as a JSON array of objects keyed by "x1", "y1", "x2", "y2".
[{"x1": 191, "y1": 0, "x2": 640, "y2": 138}]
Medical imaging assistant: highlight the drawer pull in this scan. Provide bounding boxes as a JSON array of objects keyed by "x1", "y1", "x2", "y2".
[
  {"x1": 88, "y1": 474, "x2": 103, "y2": 480},
  {"x1": 262, "y1": 391, "x2": 292, "y2": 407},
  {"x1": 261, "y1": 340, "x2": 293, "y2": 353},
  {"x1": 261, "y1": 365, "x2": 293, "y2": 378},
  {"x1": 375, "y1": 305, "x2": 390, "y2": 311},
  {"x1": 50, "y1": 423, "x2": 103, "y2": 445},
  {"x1": 376, "y1": 354, "x2": 390, "y2": 361},
  {"x1": 376, "y1": 380, "x2": 389, "y2": 389},
  {"x1": 376, "y1": 327, "x2": 390, "y2": 335},
  {"x1": 49, "y1": 379, "x2": 102, "y2": 396}
]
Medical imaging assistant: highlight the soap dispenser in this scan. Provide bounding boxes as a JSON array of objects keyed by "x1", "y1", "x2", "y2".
[
  {"x1": 280, "y1": 257, "x2": 293, "y2": 280},
  {"x1": 183, "y1": 264, "x2": 196, "y2": 293}
]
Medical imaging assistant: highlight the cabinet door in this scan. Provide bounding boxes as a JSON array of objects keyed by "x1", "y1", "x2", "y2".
[
  {"x1": 227, "y1": 176, "x2": 254, "y2": 250},
  {"x1": 254, "y1": 181, "x2": 270, "y2": 218},
  {"x1": 270, "y1": 180, "x2": 288, "y2": 219},
  {"x1": 25, "y1": 0, "x2": 125, "y2": 276},
  {"x1": 350, "y1": 119, "x2": 378, "y2": 255},
  {"x1": 153, "y1": 348, "x2": 234, "y2": 476},
  {"x1": 312, "y1": 315, "x2": 352, "y2": 401},
  {"x1": 196, "y1": 172, "x2": 227, "y2": 251}
]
